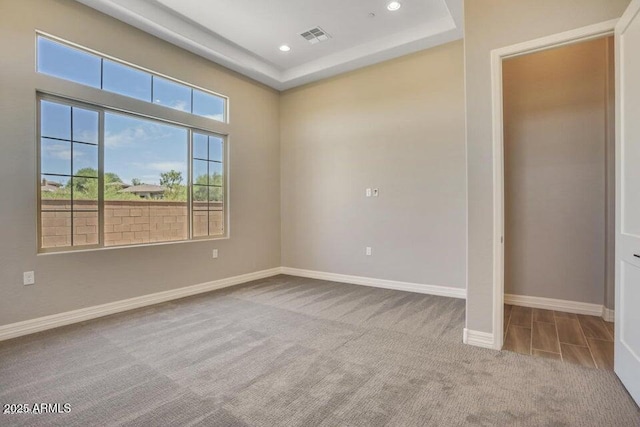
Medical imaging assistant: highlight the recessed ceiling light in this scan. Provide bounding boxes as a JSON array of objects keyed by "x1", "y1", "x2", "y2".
[
  {"x1": 387, "y1": 1, "x2": 402, "y2": 11},
  {"x1": 279, "y1": 45, "x2": 291, "y2": 52}
]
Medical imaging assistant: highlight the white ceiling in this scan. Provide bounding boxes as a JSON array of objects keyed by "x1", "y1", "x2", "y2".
[{"x1": 76, "y1": 0, "x2": 463, "y2": 90}]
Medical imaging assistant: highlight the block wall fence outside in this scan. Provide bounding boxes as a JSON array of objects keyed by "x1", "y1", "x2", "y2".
[{"x1": 41, "y1": 199, "x2": 223, "y2": 248}]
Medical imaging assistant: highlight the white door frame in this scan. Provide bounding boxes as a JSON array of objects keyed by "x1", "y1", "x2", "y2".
[{"x1": 489, "y1": 19, "x2": 618, "y2": 350}]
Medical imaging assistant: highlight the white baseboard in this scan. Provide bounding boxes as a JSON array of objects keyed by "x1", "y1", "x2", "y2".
[
  {"x1": 0, "y1": 267, "x2": 282, "y2": 342},
  {"x1": 602, "y1": 307, "x2": 615, "y2": 322},
  {"x1": 281, "y1": 267, "x2": 467, "y2": 299},
  {"x1": 505, "y1": 294, "x2": 605, "y2": 317},
  {"x1": 0, "y1": 266, "x2": 467, "y2": 342},
  {"x1": 463, "y1": 328, "x2": 497, "y2": 350}
]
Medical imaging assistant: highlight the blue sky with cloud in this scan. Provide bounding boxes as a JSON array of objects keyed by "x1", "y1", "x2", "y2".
[
  {"x1": 41, "y1": 101, "x2": 189, "y2": 186},
  {"x1": 104, "y1": 113, "x2": 188, "y2": 185},
  {"x1": 38, "y1": 36, "x2": 226, "y2": 123}
]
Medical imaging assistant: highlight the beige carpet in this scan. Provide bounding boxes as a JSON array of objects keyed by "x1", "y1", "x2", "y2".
[{"x1": 1, "y1": 275, "x2": 638, "y2": 426}]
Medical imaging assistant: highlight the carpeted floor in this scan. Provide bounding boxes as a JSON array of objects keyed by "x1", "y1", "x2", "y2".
[{"x1": 1, "y1": 275, "x2": 638, "y2": 426}]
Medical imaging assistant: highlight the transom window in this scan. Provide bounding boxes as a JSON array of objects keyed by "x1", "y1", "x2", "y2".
[
  {"x1": 39, "y1": 97, "x2": 226, "y2": 251},
  {"x1": 37, "y1": 35, "x2": 227, "y2": 122}
]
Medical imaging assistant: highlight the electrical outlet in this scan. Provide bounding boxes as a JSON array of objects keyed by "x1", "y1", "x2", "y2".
[
  {"x1": 23, "y1": 271, "x2": 35, "y2": 286},
  {"x1": 212, "y1": 249, "x2": 218, "y2": 259},
  {"x1": 365, "y1": 247, "x2": 372, "y2": 256},
  {"x1": 365, "y1": 188, "x2": 372, "y2": 197},
  {"x1": 373, "y1": 188, "x2": 379, "y2": 197}
]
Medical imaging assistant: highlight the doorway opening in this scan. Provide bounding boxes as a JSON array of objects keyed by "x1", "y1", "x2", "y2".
[
  {"x1": 490, "y1": 21, "x2": 618, "y2": 369},
  {"x1": 501, "y1": 36, "x2": 615, "y2": 368}
]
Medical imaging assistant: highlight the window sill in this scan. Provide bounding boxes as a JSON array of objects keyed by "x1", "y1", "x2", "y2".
[{"x1": 37, "y1": 235, "x2": 229, "y2": 256}]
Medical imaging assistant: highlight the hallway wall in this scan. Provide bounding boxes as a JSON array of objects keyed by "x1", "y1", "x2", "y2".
[{"x1": 503, "y1": 37, "x2": 611, "y2": 305}]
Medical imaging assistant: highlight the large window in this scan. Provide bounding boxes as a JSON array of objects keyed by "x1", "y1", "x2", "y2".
[
  {"x1": 39, "y1": 97, "x2": 226, "y2": 251},
  {"x1": 37, "y1": 35, "x2": 227, "y2": 122},
  {"x1": 36, "y1": 34, "x2": 229, "y2": 252}
]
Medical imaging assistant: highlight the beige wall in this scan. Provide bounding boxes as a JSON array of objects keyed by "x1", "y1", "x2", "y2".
[
  {"x1": 464, "y1": 0, "x2": 630, "y2": 333},
  {"x1": 280, "y1": 41, "x2": 467, "y2": 289},
  {"x1": 0, "y1": 0, "x2": 281, "y2": 325},
  {"x1": 503, "y1": 38, "x2": 610, "y2": 305}
]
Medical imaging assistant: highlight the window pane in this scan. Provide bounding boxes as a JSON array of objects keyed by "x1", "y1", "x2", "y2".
[
  {"x1": 41, "y1": 174, "x2": 71, "y2": 210},
  {"x1": 209, "y1": 186, "x2": 223, "y2": 202},
  {"x1": 193, "y1": 185, "x2": 208, "y2": 207},
  {"x1": 103, "y1": 60, "x2": 152, "y2": 102},
  {"x1": 72, "y1": 143, "x2": 98, "y2": 177},
  {"x1": 193, "y1": 89, "x2": 225, "y2": 121},
  {"x1": 193, "y1": 183, "x2": 210, "y2": 238},
  {"x1": 40, "y1": 172, "x2": 72, "y2": 249},
  {"x1": 73, "y1": 185, "x2": 98, "y2": 246},
  {"x1": 41, "y1": 101, "x2": 71, "y2": 140},
  {"x1": 41, "y1": 211, "x2": 71, "y2": 249},
  {"x1": 152, "y1": 76, "x2": 190, "y2": 112},
  {"x1": 41, "y1": 138, "x2": 71, "y2": 175},
  {"x1": 73, "y1": 211, "x2": 98, "y2": 246},
  {"x1": 209, "y1": 136, "x2": 223, "y2": 162},
  {"x1": 193, "y1": 160, "x2": 208, "y2": 185},
  {"x1": 191, "y1": 132, "x2": 225, "y2": 238},
  {"x1": 72, "y1": 108, "x2": 98, "y2": 144},
  {"x1": 104, "y1": 114, "x2": 188, "y2": 194},
  {"x1": 37, "y1": 37, "x2": 101, "y2": 88},
  {"x1": 193, "y1": 133, "x2": 208, "y2": 160},
  {"x1": 193, "y1": 209, "x2": 208, "y2": 238},
  {"x1": 209, "y1": 210, "x2": 224, "y2": 236},
  {"x1": 70, "y1": 179, "x2": 97, "y2": 208},
  {"x1": 72, "y1": 177, "x2": 98, "y2": 206},
  {"x1": 104, "y1": 113, "x2": 188, "y2": 246},
  {"x1": 209, "y1": 162, "x2": 223, "y2": 186}
]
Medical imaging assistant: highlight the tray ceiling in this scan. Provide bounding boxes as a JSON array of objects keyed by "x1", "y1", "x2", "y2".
[{"x1": 76, "y1": 0, "x2": 463, "y2": 90}]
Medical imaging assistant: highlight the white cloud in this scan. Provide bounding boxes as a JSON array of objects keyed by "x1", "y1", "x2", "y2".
[
  {"x1": 170, "y1": 100, "x2": 189, "y2": 112},
  {"x1": 146, "y1": 161, "x2": 187, "y2": 172},
  {"x1": 75, "y1": 130, "x2": 98, "y2": 143},
  {"x1": 105, "y1": 126, "x2": 149, "y2": 149},
  {"x1": 105, "y1": 119, "x2": 185, "y2": 149},
  {"x1": 42, "y1": 142, "x2": 85, "y2": 160}
]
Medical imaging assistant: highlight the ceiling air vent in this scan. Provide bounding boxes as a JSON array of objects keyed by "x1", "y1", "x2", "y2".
[{"x1": 299, "y1": 27, "x2": 331, "y2": 44}]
